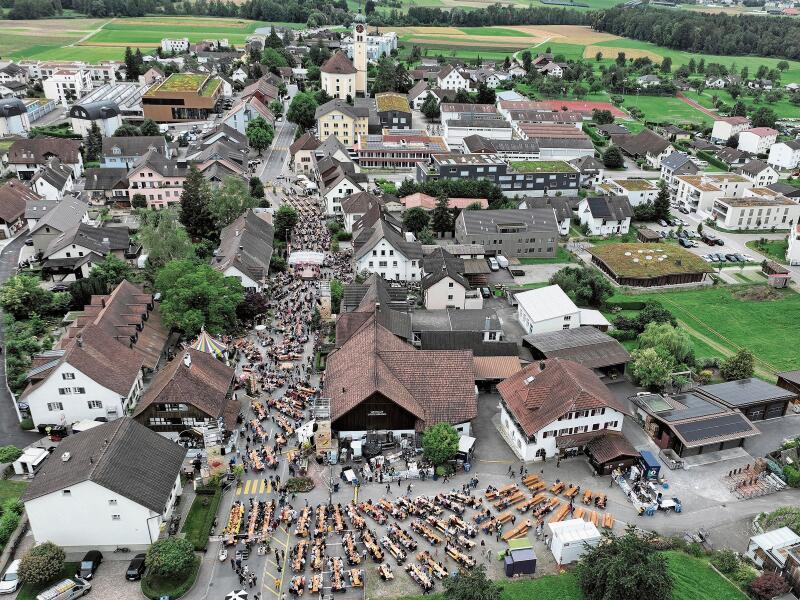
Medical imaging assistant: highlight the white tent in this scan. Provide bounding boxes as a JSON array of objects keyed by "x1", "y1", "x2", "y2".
[
  {"x1": 288, "y1": 251, "x2": 325, "y2": 266},
  {"x1": 548, "y1": 519, "x2": 601, "y2": 565}
]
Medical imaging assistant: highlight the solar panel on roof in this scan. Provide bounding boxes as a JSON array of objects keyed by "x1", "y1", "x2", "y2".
[{"x1": 674, "y1": 413, "x2": 753, "y2": 443}]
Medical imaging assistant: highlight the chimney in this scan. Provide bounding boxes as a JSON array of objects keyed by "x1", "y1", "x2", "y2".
[
  {"x1": 61, "y1": 452, "x2": 71, "y2": 462},
  {"x1": 183, "y1": 352, "x2": 192, "y2": 368},
  {"x1": 484, "y1": 316, "x2": 491, "y2": 331},
  {"x1": 539, "y1": 361, "x2": 546, "y2": 371},
  {"x1": 76, "y1": 334, "x2": 83, "y2": 348},
  {"x1": 375, "y1": 302, "x2": 380, "y2": 312}
]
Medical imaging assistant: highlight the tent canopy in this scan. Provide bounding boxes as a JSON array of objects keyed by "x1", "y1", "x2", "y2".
[
  {"x1": 192, "y1": 328, "x2": 227, "y2": 357},
  {"x1": 288, "y1": 251, "x2": 324, "y2": 266}
]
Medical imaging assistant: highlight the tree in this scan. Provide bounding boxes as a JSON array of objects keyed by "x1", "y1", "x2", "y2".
[
  {"x1": 209, "y1": 177, "x2": 258, "y2": 230},
  {"x1": 575, "y1": 526, "x2": 672, "y2": 600},
  {"x1": 454, "y1": 88, "x2": 471, "y2": 104},
  {"x1": 420, "y1": 94, "x2": 440, "y2": 120},
  {"x1": 249, "y1": 177, "x2": 265, "y2": 199},
  {"x1": 246, "y1": 116, "x2": 275, "y2": 155},
  {"x1": 630, "y1": 347, "x2": 674, "y2": 390},
  {"x1": 139, "y1": 119, "x2": 160, "y2": 136},
  {"x1": 431, "y1": 194, "x2": 453, "y2": 234},
  {"x1": 443, "y1": 564, "x2": 500, "y2": 600},
  {"x1": 274, "y1": 204, "x2": 299, "y2": 242},
  {"x1": 750, "y1": 572, "x2": 789, "y2": 600},
  {"x1": 179, "y1": 166, "x2": 215, "y2": 241},
  {"x1": 372, "y1": 56, "x2": 400, "y2": 93},
  {"x1": 0, "y1": 274, "x2": 57, "y2": 320},
  {"x1": 422, "y1": 422, "x2": 459, "y2": 466},
  {"x1": 638, "y1": 322, "x2": 693, "y2": 365},
  {"x1": 476, "y1": 82, "x2": 495, "y2": 104},
  {"x1": 634, "y1": 301, "x2": 676, "y2": 332},
  {"x1": 573, "y1": 84, "x2": 588, "y2": 99},
  {"x1": 236, "y1": 290, "x2": 270, "y2": 323},
  {"x1": 18, "y1": 542, "x2": 65, "y2": 587},
  {"x1": 155, "y1": 260, "x2": 244, "y2": 336},
  {"x1": 330, "y1": 279, "x2": 343, "y2": 313},
  {"x1": 720, "y1": 348, "x2": 755, "y2": 380},
  {"x1": 732, "y1": 100, "x2": 747, "y2": 117},
  {"x1": 751, "y1": 106, "x2": 778, "y2": 129},
  {"x1": 269, "y1": 99, "x2": 283, "y2": 118},
  {"x1": 549, "y1": 266, "x2": 613, "y2": 307},
  {"x1": 123, "y1": 46, "x2": 140, "y2": 81},
  {"x1": 145, "y1": 538, "x2": 195, "y2": 580},
  {"x1": 137, "y1": 209, "x2": 195, "y2": 283},
  {"x1": 286, "y1": 92, "x2": 318, "y2": 131},
  {"x1": 777, "y1": 61, "x2": 790, "y2": 72},
  {"x1": 660, "y1": 56, "x2": 672, "y2": 73},
  {"x1": 592, "y1": 108, "x2": 614, "y2": 125},
  {"x1": 84, "y1": 122, "x2": 103, "y2": 162},
  {"x1": 653, "y1": 179, "x2": 670, "y2": 221},
  {"x1": 402, "y1": 207, "x2": 430, "y2": 235},
  {"x1": 113, "y1": 123, "x2": 141, "y2": 137},
  {"x1": 131, "y1": 193, "x2": 148, "y2": 209},
  {"x1": 602, "y1": 145, "x2": 625, "y2": 168},
  {"x1": 90, "y1": 255, "x2": 134, "y2": 291},
  {"x1": 615, "y1": 52, "x2": 626, "y2": 67}
]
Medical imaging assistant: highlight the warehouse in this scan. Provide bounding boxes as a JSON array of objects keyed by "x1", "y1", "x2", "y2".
[{"x1": 522, "y1": 326, "x2": 630, "y2": 380}]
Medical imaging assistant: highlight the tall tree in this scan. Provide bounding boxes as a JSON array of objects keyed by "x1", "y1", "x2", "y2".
[
  {"x1": 90, "y1": 255, "x2": 134, "y2": 291},
  {"x1": 720, "y1": 348, "x2": 755, "y2": 381},
  {"x1": 139, "y1": 119, "x2": 160, "y2": 136},
  {"x1": 420, "y1": 94, "x2": 440, "y2": 120},
  {"x1": 123, "y1": 47, "x2": 139, "y2": 81},
  {"x1": 274, "y1": 204, "x2": 299, "y2": 243},
  {"x1": 653, "y1": 179, "x2": 670, "y2": 221},
  {"x1": 137, "y1": 209, "x2": 195, "y2": 283},
  {"x1": 443, "y1": 564, "x2": 500, "y2": 600},
  {"x1": 402, "y1": 207, "x2": 430, "y2": 235},
  {"x1": 286, "y1": 92, "x2": 318, "y2": 131},
  {"x1": 431, "y1": 194, "x2": 453, "y2": 234},
  {"x1": 208, "y1": 177, "x2": 258, "y2": 230},
  {"x1": 602, "y1": 145, "x2": 625, "y2": 168},
  {"x1": 246, "y1": 116, "x2": 275, "y2": 155},
  {"x1": 84, "y1": 122, "x2": 103, "y2": 162},
  {"x1": 179, "y1": 166, "x2": 215, "y2": 241}
]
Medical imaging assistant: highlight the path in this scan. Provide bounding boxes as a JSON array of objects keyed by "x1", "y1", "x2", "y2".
[
  {"x1": 676, "y1": 92, "x2": 718, "y2": 118},
  {"x1": 69, "y1": 18, "x2": 115, "y2": 46}
]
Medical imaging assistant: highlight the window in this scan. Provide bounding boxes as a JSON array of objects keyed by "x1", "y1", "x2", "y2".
[
  {"x1": 448, "y1": 282, "x2": 454, "y2": 288},
  {"x1": 48, "y1": 402, "x2": 63, "y2": 411},
  {"x1": 447, "y1": 295, "x2": 453, "y2": 300},
  {"x1": 88, "y1": 400, "x2": 103, "y2": 409},
  {"x1": 111, "y1": 515, "x2": 121, "y2": 520},
  {"x1": 62, "y1": 490, "x2": 71, "y2": 496},
  {"x1": 62, "y1": 372, "x2": 75, "y2": 380},
  {"x1": 108, "y1": 499, "x2": 117, "y2": 505}
]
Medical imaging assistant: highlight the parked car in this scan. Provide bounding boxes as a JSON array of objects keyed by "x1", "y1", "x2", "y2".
[
  {"x1": 677, "y1": 230, "x2": 687, "y2": 238},
  {"x1": 487, "y1": 257, "x2": 499, "y2": 271},
  {"x1": 77, "y1": 551, "x2": 103, "y2": 580},
  {"x1": 0, "y1": 560, "x2": 20, "y2": 594},
  {"x1": 480, "y1": 287, "x2": 491, "y2": 299},
  {"x1": 709, "y1": 254, "x2": 720, "y2": 262},
  {"x1": 24, "y1": 238, "x2": 33, "y2": 246},
  {"x1": 734, "y1": 253, "x2": 747, "y2": 262},
  {"x1": 125, "y1": 554, "x2": 146, "y2": 581},
  {"x1": 658, "y1": 219, "x2": 668, "y2": 227},
  {"x1": 659, "y1": 230, "x2": 667, "y2": 238},
  {"x1": 725, "y1": 254, "x2": 739, "y2": 262},
  {"x1": 679, "y1": 206, "x2": 690, "y2": 214},
  {"x1": 495, "y1": 255, "x2": 509, "y2": 269},
  {"x1": 678, "y1": 238, "x2": 692, "y2": 248}
]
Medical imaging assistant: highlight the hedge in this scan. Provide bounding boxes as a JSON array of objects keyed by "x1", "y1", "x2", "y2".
[
  {"x1": 783, "y1": 465, "x2": 800, "y2": 488},
  {"x1": 605, "y1": 300, "x2": 647, "y2": 310},
  {"x1": 141, "y1": 556, "x2": 200, "y2": 600},
  {"x1": 697, "y1": 150, "x2": 729, "y2": 172}
]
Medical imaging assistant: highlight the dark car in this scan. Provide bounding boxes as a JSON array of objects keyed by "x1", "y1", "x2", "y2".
[
  {"x1": 78, "y1": 551, "x2": 103, "y2": 580},
  {"x1": 480, "y1": 287, "x2": 491, "y2": 299},
  {"x1": 678, "y1": 238, "x2": 692, "y2": 248},
  {"x1": 125, "y1": 554, "x2": 146, "y2": 581}
]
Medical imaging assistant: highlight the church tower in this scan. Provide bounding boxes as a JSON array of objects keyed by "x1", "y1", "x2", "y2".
[{"x1": 353, "y1": 14, "x2": 368, "y2": 95}]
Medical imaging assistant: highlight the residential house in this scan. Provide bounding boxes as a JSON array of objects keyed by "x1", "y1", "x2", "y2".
[
  {"x1": 84, "y1": 168, "x2": 129, "y2": 206},
  {"x1": 21, "y1": 280, "x2": 168, "y2": 427},
  {"x1": 455, "y1": 208, "x2": 559, "y2": 258},
  {"x1": 788, "y1": 223, "x2": 800, "y2": 265},
  {"x1": 133, "y1": 349, "x2": 237, "y2": 434},
  {"x1": 68, "y1": 101, "x2": 122, "y2": 137},
  {"x1": 408, "y1": 81, "x2": 433, "y2": 111},
  {"x1": 497, "y1": 358, "x2": 628, "y2": 461},
  {"x1": 240, "y1": 77, "x2": 279, "y2": 107},
  {"x1": 768, "y1": 140, "x2": 800, "y2": 171},
  {"x1": 41, "y1": 223, "x2": 136, "y2": 282},
  {"x1": 0, "y1": 62, "x2": 27, "y2": 84},
  {"x1": 768, "y1": 182, "x2": 800, "y2": 199},
  {"x1": 23, "y1": 417, "x2": 184, "y2": 551},
  {"x1": 674, "y1": 173, "x2": 753, "y2": 215},
  {"x1": 596, "y1": 178, "x2": 659, "y2": 207},
  {"x1": 354, "y1": 215, "x2": 423, "y2": 281},
  {"x1": 221, "y1": 96, "x2": 275, "y2": 136},
  {"x1": 710, "y1": 116, "x2": 751, "y2": 143},
  {"x1": 436, "y1": 64, "x2": 472, "y2": 91},
  {"x1": 374, "y1": 93, "x2": 412, "y2": 130},
  {"x1": 42, "y1": 68, "x2": 92, "y2": 106},
  {"x1": 315, "y1": 99, "x2": 372, "y2": 147},
  {"x1": 748, "y1": 78, "x2": 773, "y2": 90},
  {"x1": 517, "y1": 196, "x2": 576, "y2": 236},
  {"x1": 7, "y1": 137, "x2": 83, "y2": 181},
  {"x1": 212, "y1": 208, "x2": 274, "y2": 292},
  {"x1": 714, "y1": 147, "x2": 750, "y2": 169},
  {"x1": 321, "y1": 166, "x2": 367, "y2": 216},
  {"x1": 577, "y1": 196, "x2": 633, "y2": 236},
  {"x1": 161, "y1": 38, "x2": 189, "y2": 53},
  {"x1": 516, "y1": 284, "x2": 609, "y2": 336},
  {"x1": 341, "y1": 191, "x2": 385, "y2": 233},
  {"x1": 711, "y1": 192, "x2": 800, "y2": 231},
  {"x1": 24, "y1": 199, "x2": 55, "y2": 231},
  {"x1": 539, "y1": 62, "x2": 565, "y2": 78},
  {"x1": 30, "y1": 158, "x2": 75, "y2": 201},
  {"x1": 745, "y1": 527, "x2": 800, "y2": 585},
  {"x1": 127, "y1": 150, "x2": 188, "y2": 209},
  {"x1": 421, "y1": 247, "x2": 482, "y2": 310},
  {"x1": 0, "y1": 80, "x2": 28, "y2": 98},
  {"x1": 660, "y1": 152, "x2": 699, "y2": 191},
  {"x1": 569, "y1": 156, "x2": 604, "y2": 188},
  {"x1": 637, "y1": 74, "x2": 661, "y2": 87},
  {"x1": 289, "y1": 132, "x2": 320, "y2": 175},
  {"x1": 737, "y1": 159, "x2": 779, "y2": 187},
  {"x1": 0, "y1": 180, "x2": 34, "y2": 239},
  {"x1": 614, "y1": 128, "x2": 674, "y2": 168},
  {"x1": 738, "y1": 128, "x2": 778, "y2": 155},
  {"x1": 659, "y1": 124, "x2": 691, "y2": 142},
  {"x1": 0, "y1": 97, "x2": 30, "y2": 136},
  {"x1": 320, "y1": 51, "x2": 357, "y2": 100},
  {"x1": 28, "y1": 197, "x2": 89, "y2": 255}
]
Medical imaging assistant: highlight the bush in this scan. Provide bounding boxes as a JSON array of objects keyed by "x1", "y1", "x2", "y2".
[
  {"x1": 699, "y1": 357, "x2": 721, "y2": 369},
  {"x1": 783, "y1": 465, "x2": 800, "y2": 487},
  {"x1": 182, "y1": 487, "x2": 222, "y2": 550},
  {"x1": 335, "y1": 230, "x2": 352, "y2": 241},
  {"x1": 710, "y1": 549, "x2": 740, "y2": 575},
  {"x1": 282, "y1": 477, "x2": 315, "y2": 493},
  {"x1": 749, "y1": 572, "x2": 789, "y2": 600},
  {"x1": 608, "y1": 328, "x2": 638, "y2": 342},
  {"x1": 19, "y1": 417, "x2": 33, "y2": 430},
  {"x1": 19, "y1": 542, "x2": 66, "y2": 586},
  {"x1": 0, "y1": 446, "x2": 22, "y2": 463},
  {"x1": 146, "y1": 538, "x2": 195, "y2": 580},
  {"x1": 141, "y1": 556, "x2": 200, "y2": 600},
  {"x1": 687, "y1": 542, "x2": 705, "y2": 557},
  {"x1": 730, "y1": 564, "x2": 759, "y2": 589},
  {"x1": 0, "y1": 511, "x2": 20, "y2": 547}
]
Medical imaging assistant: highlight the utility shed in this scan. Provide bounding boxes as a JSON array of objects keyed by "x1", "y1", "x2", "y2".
[{"x1": 548, "y1": 518, "x2": 601, "y2": 565}]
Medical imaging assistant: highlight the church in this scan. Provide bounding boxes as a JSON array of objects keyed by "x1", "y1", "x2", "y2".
[{"x1": 321, "y1": 15, "x2": 368, "y2": 100}]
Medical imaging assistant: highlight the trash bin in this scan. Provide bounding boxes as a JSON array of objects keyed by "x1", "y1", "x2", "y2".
[
  {"x1": 333, "y1": 482, "x2": 340, "y2": 493},
  {"x1": 464, "y1": 463, "x2": 471, "y2": 473}
]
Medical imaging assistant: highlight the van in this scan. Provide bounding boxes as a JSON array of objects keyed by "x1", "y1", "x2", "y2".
[
  {"x1": 36, "y1": 578, "x2": 91, "y2": 600},
  {"x1": 488, "y1": 257, "x2": 499, "y2": 271},
  {"x1": 496, "y1": 255, "x2": 509, "y2": 269}
]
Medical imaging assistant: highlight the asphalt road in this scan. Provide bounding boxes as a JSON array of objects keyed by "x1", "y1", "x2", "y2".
[
  {"x1": 0, "y1": 235, "x2": 40, "y2": 447},
  {"x1": 257, "y1": 117, "x2": 297, "y2": 185}
]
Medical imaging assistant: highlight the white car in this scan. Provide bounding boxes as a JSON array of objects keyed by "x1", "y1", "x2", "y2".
[
  {"x1": 0, "y1": 560, "x2": 20, "y2": 594},
  {"x1": 488, "y1": 257, "x2": 499, "y2": 271}
]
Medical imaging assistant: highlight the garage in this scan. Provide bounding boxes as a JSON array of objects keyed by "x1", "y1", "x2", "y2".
[{"x1": 696, "y1": 379, "x2": 796, "y2": 422}]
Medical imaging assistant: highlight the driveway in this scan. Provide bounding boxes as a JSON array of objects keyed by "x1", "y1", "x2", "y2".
[{"x1": 0, "y1": 235, "x2": 39, "y2": 447}]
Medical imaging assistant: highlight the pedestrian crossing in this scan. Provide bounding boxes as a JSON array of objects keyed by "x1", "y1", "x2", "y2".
[{"x1": 236, "y1": 478, "x2": 276, "y2": 496}]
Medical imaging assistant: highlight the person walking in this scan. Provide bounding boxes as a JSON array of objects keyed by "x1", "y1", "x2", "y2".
[{"x1": 230, "y1": 557, "x2": 236, "y2": 570}]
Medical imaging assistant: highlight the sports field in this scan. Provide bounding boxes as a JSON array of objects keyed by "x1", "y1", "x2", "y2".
[{"x1": 0, "y1": 16, "x2": 302, "y2": 62}]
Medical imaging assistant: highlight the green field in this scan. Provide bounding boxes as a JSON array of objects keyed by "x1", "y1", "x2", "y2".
[
  {"x1": 608, "y1": 286, "x2": 800, "y2": 377},
  {"x1": 684, "y1": 89, "x2": 800, "y2": 120},
  {"x1": 0, "y1": 480, "x2": 27, "y2": 505}
]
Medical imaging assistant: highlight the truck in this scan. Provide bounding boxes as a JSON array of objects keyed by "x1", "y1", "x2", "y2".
[
  {"x1": 495, "y1": 255, "x2": 509, "y2": 269},
  {"x1": 36, "y1": 578, "x2": 91, "y2": 600}
]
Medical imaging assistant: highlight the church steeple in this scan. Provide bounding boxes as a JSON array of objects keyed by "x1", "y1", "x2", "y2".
[{"x1": 353, "y1": 15, "x2": 368, "y2": 96}]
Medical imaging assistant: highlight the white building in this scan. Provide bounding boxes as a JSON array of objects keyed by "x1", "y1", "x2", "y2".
[
  {"x1": 23, "y1": 418, "x2": 185, "y2": 551},
  {"x1": 221, "y1": 96, "x2": 274, "y2": 136},
  {"x1": 787, "y1": 224, "x2": 800, "y2": 266},
  {"x1": 68, "y1": 100, "x2": 122, "y2": 137},
  {"x1": 674, "y1": 173, "x2": 753, "y2": 215},
  {"x1": 343, "y1": 30, "x2": 398, "y2": 60},
  {"x1": 161, "y1": 38, "x2": 189, "y2": 53},
  {"x1": 497, "y1": 358, "x2": 628, "y2": 461},
  {"x1": 710, "y1": 116, "x2": 751, "y2": 143},
  {"x1": 421, "y1": 248, "x2": 482, "y2": 310},
  {"x1": 768, "y1": 140, "x2": 800, "y2": 171},
  {"x1": 30, "y1": 158, "x2": 74, "y2": 201},
  {"x1": 737, "y1": 159, "x2": 779, "y2": 187},
  {"x1": 340, "y1": 190, "x2": 384, "y2": 233},
  {"x1": 354, "y1": 218, "x2": 423, "y2": 282},
  {"x1": 436, "y1": 65, "x2": 472, "y2": 91},
  {"x1": 42, "y1": 68, "x2": 93, "y2": 106},
  {"x1": 322, "y1": 172, "x2": 365, "y2": 216},
  {"x1": 443, "y1": 119, "x2": 512, "y2": 152},
  {"x1": 738, "y1": 127, "x2": 778, "y2": 155},
  {"x1": 548, "y1": 519, "x2": 602, "y2": 565},
  {"x1": 0, "y1": 97, "x2": 30, "y2": 135},
  {"x1": 712, "y1": 192, "x2": 800, "y2": 231},
  {"x1": 745, "y1": 527, "x2": 800, "y2": 569},
  {"x1": 516, "y1": 285, "x2": 609, "y2": 336},
  {"x1": 596, "y1": 178, "x2": 659, "y2": 207},
  {"x1": 577, "y1": 196, "x2": 633, "y2": 236}
]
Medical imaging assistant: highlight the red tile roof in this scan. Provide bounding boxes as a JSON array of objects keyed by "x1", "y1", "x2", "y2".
[
  {"x1": 497, "y1": 358, "x2": 628, "y2": 437},
  {"x1": 321, "y1": 51, "x2": 356, "y2": 75}
]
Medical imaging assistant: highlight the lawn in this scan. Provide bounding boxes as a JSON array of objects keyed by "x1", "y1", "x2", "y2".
[
  {"x1": 181, "y1": 488, "x2": 222, "y2": 550},
  {"x1": 518, "y1": 246, "x2": 574, "y2": 264},
  {"x1": 666, "y1": 551, "x2": 747, "y2": 600},
  {"x1": 607, "y1": 286, "x2": 800, "y2": 376},
  {"x1": 16, "y1": 563, "x2": 79, "y2": 600},
  {"x1": 619, "y1": 94, "x2": 712, "y2": 126},
  {"x1": 0, "y1": 480, "x2": 27, "y2": 506},
  {"x1": 684, "y1": 89, "x2": 800, "y2": 120},
  {"x1": 141, "y1": 556, "x2": 201, "y2": 600},
  {"x1": 746, "y1": 239, "x2": 789, "y2": 264},
  {"x1": 512, "y1": 160, "x2": 574, "y2": 173}
]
